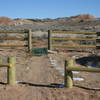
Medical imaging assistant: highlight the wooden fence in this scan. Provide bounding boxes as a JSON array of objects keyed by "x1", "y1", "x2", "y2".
[
  {"x1": 0, "y1": 30, "x2": 32, "y2": 52},
  {"x1": 48, "y1": 30, "x2": 100, "y2": 50},
  {"x1": 0, "y1": 57, "x2": 16, "y2": 85},
  {"x1": 64, "y1": 59, "x2": 100, "y2": 88}
]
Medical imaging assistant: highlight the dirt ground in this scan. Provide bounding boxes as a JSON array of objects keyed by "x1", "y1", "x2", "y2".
[{"x1": 0, "y1": 40, "x2": 100, "y2": 100}]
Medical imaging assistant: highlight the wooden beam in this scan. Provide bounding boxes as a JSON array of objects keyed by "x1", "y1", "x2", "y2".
[
  {"x1": 52, "y1": 31, "x2": 96, "y2": 34},
  {"x1": 52, "y1": 45, "x2": 96, "y2": 48},
  {"x1": 0, "y1": 30, "x2": 28, "y2": 34},
  {"x1": 0, "y1": 44, "x2": 27, "y2": 47},
  {"x1": 52, "y1": 38, "x2": 96, "y2": 41},
  {"x1": 66, "y1": 67, "x2": 100, "y2": 72},
  {"x1": 0, "y1": 37, "x2": 24, "y2": 40},
  {"x1": 0, "y1": 64, "x2": 9, "y2": 67}
]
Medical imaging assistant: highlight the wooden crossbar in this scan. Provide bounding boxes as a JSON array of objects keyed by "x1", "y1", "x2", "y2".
[
  {"x1": 0, "y1": 44, "x2": 27, "y2": 47},
  {"x1": 0, "y1": 31, "x2": 28, "y2": 34},
  {"x1": 0, "y1": 37, "x2": 24, "y2": 40},
  {"x1": 52, "y1": 31, "x2": 96, "y2": 34},
  {"x1": 0, "y1": 64, "x2": 9, "y2": 67},
  {"x1": 52, "y1": 38, "x2": 96, "y2": 41},
  {"x1": 66, "y1": 67, "x2": 100, "y2": 72},
  {"x1": 52, "y1": 45, "x2": 96, "y2": 48}
]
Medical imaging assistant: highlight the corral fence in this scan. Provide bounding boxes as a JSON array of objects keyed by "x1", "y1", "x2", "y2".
[
  {"x1": 0, "y1": 30, "x2": 32, "y2": 52},
  {"x1": 64, "y1": 59, "x2": 100, "y2": 88},
  {"x1": 48, "y1": 30, "x2": 100, "y2": 51},
  {"x1": 0, "y1": 57, "x2": 16, "y2": 85}
]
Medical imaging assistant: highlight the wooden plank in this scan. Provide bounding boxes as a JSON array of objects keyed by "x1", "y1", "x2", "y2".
[
  {"x1": 0, "y1": 64, "x2": 9, "y2": 67},
  {"x1": 52, "y1": 45, "x2": 96, "y2": 48},
  {"x1": 52, "y1": 31, "x2": 96, "y2": 34},
  {"x1": 0, "y1": 37, "x2": 24, "y2": 40},
  {"x1": 52, "y1": 38, "x2": 96, "y2": 41},
  {"x1": 0, "y1": 31, "x2": 26, "y2": 34},
  {"x1": 0, "y1": 44, "x2": 27, "y2": 47},
  {"x1": 66, "y1": 67, "x2": 100, "y2": 72}
]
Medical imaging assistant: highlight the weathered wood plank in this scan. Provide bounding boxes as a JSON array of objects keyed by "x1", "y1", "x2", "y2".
[
  {"x1": 52, "y1": 38, "x2": 96, "y2": 41},
  {"x1": 66, "y1": 67, "x2": 100, "y2": 72},
  {"x1": 52, "y1": 31, "x2": 96, "y2": 34},
  {"x1": 52, "y1": 45, "x2": 96, "y2": 48},
  {"x1": 0, "y1": 44, "x2": 27, "y2": 47},
  {"x1": 0, "y1": 37, "x2": 24, "y2": 40}
]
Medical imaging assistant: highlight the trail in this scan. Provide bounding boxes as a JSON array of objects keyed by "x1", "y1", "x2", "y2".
[{"x1": 0, "y1": 50, "x2": 100, "y2": 100}]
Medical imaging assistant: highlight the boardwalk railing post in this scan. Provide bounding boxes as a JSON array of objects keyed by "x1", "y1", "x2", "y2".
[
  {"x1": 28, "y1": 29, "x2": 32, "y2": 52},
  {"x1": 65, "y1": 59, "x2": 73, "y2": 88},
  {"x1": 8, "y1": 57, "x2": 16, "y2": 85},
  {"x1": 48, "y1": 30, "x2": 52, "y2": 50}
]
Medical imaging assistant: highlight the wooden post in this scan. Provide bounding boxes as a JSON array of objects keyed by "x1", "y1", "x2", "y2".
[
  {"x1": 0, "y1": 56, "x2": 2, "y2": 64},
  {"x1": 65, "y1": 59, "x2": 73, "y2": 88},
  {"x1": 48, "y1": 30, "x2": 52, "y2": 50},
  {"x1": 8, "y1": 57, "x2": 16, "y2": 85},
  {"x1": 28, "y1": 29, "x2": 32, "y2": 52},
  {"x1": 96, "y1": 32, "x2": 100, "y2": 49}
]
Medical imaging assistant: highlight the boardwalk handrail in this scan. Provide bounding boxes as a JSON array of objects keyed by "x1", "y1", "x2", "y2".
[{"x1": 64, "y1": 59, "x2": 100, "y2": 88}]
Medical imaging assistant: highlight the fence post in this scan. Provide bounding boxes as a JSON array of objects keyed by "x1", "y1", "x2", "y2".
[
  {"x1": 8, "y1": 57, "x2": 16, "y2": 85},
  {"x1": 0, "y1": 56, "x2": 2, "y2": 64},
  {"x1": 48, "y1": 30, "x2": 52, "y2": 50},
  {"x1": 64, "y1": 59, "x2": 73, "y2": 88},
  {"x1": 28, "y1": 29, "x2": 32, "y2": 52},
  {"x1": 96, "y1": 32, "x2": 100, "y2": 49}
]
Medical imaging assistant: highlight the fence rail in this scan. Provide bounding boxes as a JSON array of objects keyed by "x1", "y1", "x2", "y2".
[
  {"x1": 52, "y1": 38, "x2": 96, "y2": 41},
  {"x1": 0, "y1": 37, "x2": 25, "y2": 40},
  {"x1": 0, "y1": 44, "x2": 27, "y2": 47},
  {"x1": 0, "y1": 30, "x2": 32, "y2": 52},
  {"x1": 52, "y1": 31, "x2": 96, "y2": 34},
  {"x1": 64, "y1": 59, "x2": 100, "y2": 88},
  {"x1": 52, "y1": 45, "x2": 96, "y2": 48},
  {"x1": 0, "y1": 30, "x2": 28, "y2": 34}
]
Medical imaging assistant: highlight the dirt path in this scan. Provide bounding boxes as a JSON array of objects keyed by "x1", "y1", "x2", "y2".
[{"x1": 0, "y1": 50, "x2": 100, "y2": 100}]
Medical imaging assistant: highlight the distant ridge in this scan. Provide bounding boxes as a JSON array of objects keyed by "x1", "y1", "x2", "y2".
[
  {"x1": 0, "y1": 14, "x2": 98, "y2": 26},
  {"x1": 71, "y1": 14, "x2": 97, "y2": 20}
]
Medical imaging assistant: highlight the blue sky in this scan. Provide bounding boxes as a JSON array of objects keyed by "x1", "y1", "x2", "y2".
[{"x1": 0, "y1": 0, "x2": 100, "y2": 19}]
